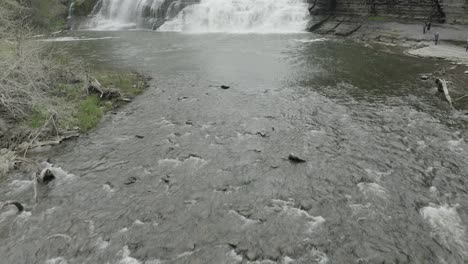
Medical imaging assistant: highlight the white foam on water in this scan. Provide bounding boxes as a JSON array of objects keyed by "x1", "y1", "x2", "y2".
[
  {"x1": 103, "y1": 183, "x2": 115, "y2": 193},
  {"x1": 349, "y1": 203, "x2": 373, "y2": 216},
  {"x1": 269, "y1": 199, "x2": 325, "y2": 233},
  {"x1": 44, "y1": 257, "x2": 68, "y2": 264},
  {"x1": 119, "y1": 246, "x2": 141, "y2": 264},
  {"x1": 134, "y1": 219, "x2": 145, "y2": 225},
  {"x1": 228, "y1": 209, "x2": 260, "y2": 225},
  {"x1": 227, "y1": 249, "x2": 243, "y2": 262},
  {"x1": 7, "y1": 180, "x2": 33, "y2": 194},
  {"x1": 312, "y1": 249, "x2": 329, "y2": 264},
  {"x1": 283, "y1": 256, "x2": 295, "y2": 264},
  {"x1": 364, "y1": 169, "x2": 393, "y2": 182},
  {"x1": 292, "y1": 38, "x2": 329, "y2": 43},
  {"x1": 40, "y1": 37, "x2": 117, "y2": 42},
  {"x1": 158, "y1": 158, "x2": 181, "y2": 166},
  {"x1": 357, "y1": 182, "x2": 389, "y2": 200},
  {"x1": 420, "y1": 204, "x2": 468, "y2": 258},
  {"x1": 447, "y1": 138, "x2": 465, "y2": 152},
  {"x1": 429, "y1": 186, "x2": 439, "y2": 197},
  {"x1": 416, "y1": 140, "x2": 427, "y2": 149},
  {"x1": 175, "y1": 251, "x2": 195, "y2": 259},
  {"x1": 159, "y1": 0, "x2": 310, "y2": 33},
  {"x1": 158, "y1": 156, "x2": 208, "y2": 169},
  {"x1": 95, "y1": 236, "x2": 110, "y2": 250},
  {"x1": 145, "y1": 260, "x2": 164, "y2": 264},
  {"x1": 38, "y1": 163, "x2": 76, "y2": 183}
]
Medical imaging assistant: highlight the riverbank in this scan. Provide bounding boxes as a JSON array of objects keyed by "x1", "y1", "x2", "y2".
[
  {"x1": 309, "y1": 17, "x2": 468, "y2": 112},
  {"x1": 0, "y1": 39, "x2": 149, "y2": 179}
]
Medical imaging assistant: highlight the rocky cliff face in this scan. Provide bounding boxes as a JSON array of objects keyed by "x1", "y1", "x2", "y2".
[{"x1": 309, "y1": 0, "x2": 468, "y2": 24}]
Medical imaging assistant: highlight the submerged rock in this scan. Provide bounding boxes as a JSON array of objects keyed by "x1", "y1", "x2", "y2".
[
  {"x1": 419, "y1": 74, "x2": 430, "y2": 80},
  {"x1": 288, "y1": 153, "x2": 306, "y2": 163},
  {"x1": 38, "y1": 170, "x2": 56, "y2": 184},
  {"x1": 1, "y1": 201, "x2": 24, "y2": 213},
  {"x1": 256, "y1": 131, "x2": 269, "y2": 138},
  {"x1": 220, "y1": 85, "x2": 230, "y2": 90},
  {"x1": 124, "y1": 176, "x2": 138, "y2": 185}
]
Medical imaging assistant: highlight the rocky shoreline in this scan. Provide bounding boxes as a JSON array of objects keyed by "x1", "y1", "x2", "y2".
[{"x1": 309, "y1": 18, "x2": 468, "y2": 112}]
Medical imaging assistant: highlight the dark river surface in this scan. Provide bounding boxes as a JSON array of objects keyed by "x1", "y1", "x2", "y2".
[{"x1": 1, "y1": 32, "x2": 468, "y2": 264}]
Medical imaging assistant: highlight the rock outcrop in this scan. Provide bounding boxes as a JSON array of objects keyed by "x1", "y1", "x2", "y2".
[{"x1": 308, "y1": 0, "x2": 468, "y2": 24}]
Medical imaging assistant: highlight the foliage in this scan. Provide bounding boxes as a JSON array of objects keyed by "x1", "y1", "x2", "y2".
[
  {"x1": 74, "y1": 0, "x2": 100, "y2": 16},
  {"x1": 0, "y1": 0, "x2": 147, "y2": 142},
  {"x1": 29, "y1": 0, "x2": 68, "y2": 30},
  {"x1": 76, "y1": 95, "x2": 103, "y2": 131},
  {"x1": 97, "y1": 72, "x2": 147, "y2": 97}
]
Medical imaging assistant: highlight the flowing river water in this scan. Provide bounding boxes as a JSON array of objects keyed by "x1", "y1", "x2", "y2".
[{"x1": 1, "y1": 32, "x2": 468, "y2": 264}]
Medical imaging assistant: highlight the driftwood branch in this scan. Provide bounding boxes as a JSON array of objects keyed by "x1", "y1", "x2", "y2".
[
  {"x1": 435, "y1": 78, "x2": 452, "y2": 106},
  {"x1": 88, "y1": 79, "x2": 121, "y2": 100},
  {"x1": 454, "y1": 94, "x2": 468, "y2": 102}
]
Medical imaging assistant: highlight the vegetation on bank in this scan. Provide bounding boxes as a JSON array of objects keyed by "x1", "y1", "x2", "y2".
[{"x1": 0, "y1": 0, "x2": 148, "y2": 154}]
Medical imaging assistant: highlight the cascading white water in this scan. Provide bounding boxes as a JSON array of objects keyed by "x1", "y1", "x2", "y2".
[
  {"x1": 88, "y1": 0, "x2": 310, "y2": 33},
  {"x1": 158, "y1": 0, "x2": 310, "y2": 33},
  {"x1": 89, "y1": 0, "x2": 164, "y2": 30},
  {"x1": 68, "y1": 2, "x2": 75, "y2": 19}
]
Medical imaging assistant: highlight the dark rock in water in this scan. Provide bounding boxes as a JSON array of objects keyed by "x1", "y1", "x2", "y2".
[
  {"x1": 2, "y1": 201, "x2": 24, "y2": 213},
  {"x1": 37, "y1": 168, "x2": 56, "y2": 184},
  {"x1": 419, "y1": 74, "x2": 430, "y2": 80},
  {"x1": 220, "y1": 85, "x2": 230, "y2": 90},
  {"x1": 41, "y1": 170, "x2": 56, "y2": 184},
  {"x1": 161, "y1": 175, "x2": 171, "y2": 184},
  {"x1": 124, "y1": 176, "x2": 138, "y2": 185},
  {"x1": 185, "y1": 120, "x2": 193, "y2": 125},
  {"x1": 256, "y1": 131, "x2": 269, "y2": 138},
  {"x1": 135, "y1": 135, "x2": 145, "y2": 139},
  {"x1": 288, "y1": 153, "x2": 306, "y2": 163}
]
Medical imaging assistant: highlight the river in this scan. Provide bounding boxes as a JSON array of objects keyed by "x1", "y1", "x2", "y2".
[{"x1": 1, "y1": 31, "x2": 467, "y2": 264}]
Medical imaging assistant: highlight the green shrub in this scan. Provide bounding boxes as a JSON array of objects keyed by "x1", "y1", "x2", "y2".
[
  {"x1": 76, "y1": 95, "x2": 102, "y2": 131},
  {"x1": 30, "y1": 108, "x2": 48, "y2": 128}
]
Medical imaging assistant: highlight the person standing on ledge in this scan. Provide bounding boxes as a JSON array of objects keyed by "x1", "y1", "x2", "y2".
[
  {"x1": 435, "y1": 32, "x2": 439, "y2": 45},
  {"x1": 423, "y1": 22, "x2": 427, "y2": 34},
  {"x1": 427, "y1": 21, "x2": 432, "y2": 31}
]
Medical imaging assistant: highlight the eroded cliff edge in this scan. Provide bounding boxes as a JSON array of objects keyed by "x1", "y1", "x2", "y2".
[
  {"x1": 309, "y1": 0, "x2": 468, "y2": 24},
  {"x1": 308, "y1": 0, "x2": 468, "y2": 41}
]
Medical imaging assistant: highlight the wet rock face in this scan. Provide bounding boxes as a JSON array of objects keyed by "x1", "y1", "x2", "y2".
[{"x1": 309, "y1": 0, "x2": 468, "y2": 23}]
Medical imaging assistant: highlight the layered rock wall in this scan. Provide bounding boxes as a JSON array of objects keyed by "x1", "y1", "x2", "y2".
[{"x1": 310, "y1": 0, "x2": 468, "y2": 23}]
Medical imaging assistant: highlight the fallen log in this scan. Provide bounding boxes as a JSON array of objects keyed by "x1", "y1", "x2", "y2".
[
  {"x1": 435, "y1": 78, "x2": 452, "y2": 106},
  {"x1": 88, "y1": 79, "x2": 121, "y2": 100},
  {"x1": 16, "y1": 132, "x2": 79, "y2": 152}
]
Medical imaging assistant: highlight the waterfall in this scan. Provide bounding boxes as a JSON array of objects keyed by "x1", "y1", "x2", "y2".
[
  {"x1": 88, "y1": 0, "x2": 310, "y2": 33},
  {"x1": 68, "y1": 2, "x2": 75, "y2": 19},
  {"x1": 159, "y1": 0, "x2": 310, "y2": 33},
  {"x1": 88, "y1": 0, "x2": 165, "y2": 30}
]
